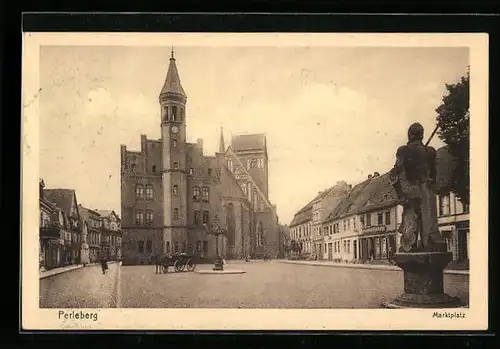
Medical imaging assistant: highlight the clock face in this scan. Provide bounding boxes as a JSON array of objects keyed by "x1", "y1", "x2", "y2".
[{"x1": 171, "y1": 126, "x2": 179, "y2": 134}]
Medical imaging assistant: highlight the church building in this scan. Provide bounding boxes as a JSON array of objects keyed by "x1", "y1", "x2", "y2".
[{"x1": 120, "y1": 51, "x2": 280, "y2": 264}]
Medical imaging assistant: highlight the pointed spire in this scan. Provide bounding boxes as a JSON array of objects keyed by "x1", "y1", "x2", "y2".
[
  {"x1": 219, "y1": 126, "x2": 225, "y2": 153},
  {"x1": 159, "y1": 47, "x2": 187, "y2": 99}
]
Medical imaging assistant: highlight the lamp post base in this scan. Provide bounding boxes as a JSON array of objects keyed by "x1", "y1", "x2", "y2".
[{"x1": 213, "y1": 258, "x2": 224, "y2": 271}]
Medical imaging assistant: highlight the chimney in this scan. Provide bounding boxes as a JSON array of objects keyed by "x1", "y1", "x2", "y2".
[{"x1": 197, "y1": 138, "x2": 203, "y2": 149}]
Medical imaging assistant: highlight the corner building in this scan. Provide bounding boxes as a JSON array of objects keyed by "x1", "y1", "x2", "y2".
[{"x1": 121, "y1": 52, "x2": 279, "y2": 264}]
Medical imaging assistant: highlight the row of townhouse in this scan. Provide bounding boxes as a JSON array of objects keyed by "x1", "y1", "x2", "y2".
[
  {"x1": 289, "y1": 146, "x2": 470, "y2": 264},
  {"x1": 39, "y1": 179, "x2": 123, "y2": 270}
]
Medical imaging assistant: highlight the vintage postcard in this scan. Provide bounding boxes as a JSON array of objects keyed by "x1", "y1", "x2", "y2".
[{"x1": 21, "y1": 32, "x2": 488, "y2": 331}]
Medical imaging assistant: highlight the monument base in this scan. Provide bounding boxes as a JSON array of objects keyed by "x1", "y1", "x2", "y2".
[{"x1": 382, "y1": 252, "x2": 465, "y2": 309}]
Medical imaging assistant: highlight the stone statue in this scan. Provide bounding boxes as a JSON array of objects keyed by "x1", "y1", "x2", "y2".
[{"x1": 389, "y1": 123, "x2": 446, "y2": 253}]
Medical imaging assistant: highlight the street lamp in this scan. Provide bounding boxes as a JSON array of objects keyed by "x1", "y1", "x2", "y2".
[{"x1": 203, "y1": 213, "x2": 227, "y2": 271}]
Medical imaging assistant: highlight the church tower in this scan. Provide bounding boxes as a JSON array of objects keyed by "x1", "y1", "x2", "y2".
[{"x1": 159, "y1": 49, "x2": 188, "y2": 254}]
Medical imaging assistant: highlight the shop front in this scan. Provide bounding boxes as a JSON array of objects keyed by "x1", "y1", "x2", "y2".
[
  {"x1": 40, "y1": 223, "x2": 65, "y2": 270},
  {"x1": 358, "y1": 225, "x2": 397, "y2": 262}
]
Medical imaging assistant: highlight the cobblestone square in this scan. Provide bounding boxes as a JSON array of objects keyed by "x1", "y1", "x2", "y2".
[{"x1": 40, "y1": 261, "x2": 469, "y2": 309}]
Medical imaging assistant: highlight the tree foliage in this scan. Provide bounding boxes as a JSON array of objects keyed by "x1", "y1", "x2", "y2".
[{"x1": 435, "y1": 69, "x2": 470, "y2": 206}]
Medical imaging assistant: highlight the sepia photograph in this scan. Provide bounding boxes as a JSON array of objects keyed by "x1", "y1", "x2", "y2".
[{"x1": 21, "y1": 32, "x2": 488, "y2": 330}]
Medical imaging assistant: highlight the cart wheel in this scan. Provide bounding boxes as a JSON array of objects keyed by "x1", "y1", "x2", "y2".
[
  {"x1": 180, "y1": 263, "x2": 186, "y2": 272},
  {"x1": 174, "y1": 260, "x2": 182, "y2": 272},
  {"x1": 186, "y1": 259, "x2": 196, "y2": 272}
]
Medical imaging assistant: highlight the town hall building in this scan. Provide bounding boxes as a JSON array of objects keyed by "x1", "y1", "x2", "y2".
[{"x1": 120, "y1": 51, "x2": 280, "y2": 264}]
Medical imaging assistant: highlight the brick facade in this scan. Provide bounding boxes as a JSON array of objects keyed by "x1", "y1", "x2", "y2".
[{"x1": 120, "y1": 52, "x2": 279, "y2": 264}]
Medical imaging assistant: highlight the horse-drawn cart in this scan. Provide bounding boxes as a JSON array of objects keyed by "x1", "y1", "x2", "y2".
[{"x1": 160, "y1": 253, "x2": 197, "y2": 273}]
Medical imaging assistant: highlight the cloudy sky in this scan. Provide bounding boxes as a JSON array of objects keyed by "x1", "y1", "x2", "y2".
[{"x1": 39, "y1": 45, "x2": 468, "y2": 224}]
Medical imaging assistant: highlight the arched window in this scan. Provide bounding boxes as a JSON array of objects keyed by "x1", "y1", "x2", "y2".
[
  {"x1": 202, "y1": 186, "x2": 209, "y2": 202},
  {"x1": 163, "y1": 106, "x2": 169, "y2": 121},
  {"x1": 145, "y1": 185, "x2": 153, "y2": 200},
  {"x1": 180, "y1": 107, "x2": 184, "y2": 122},
  {"x1": 146, "y1": 210, "x2": 153, "y2": 224},
  {"x1": 172, "y1": 139, "x2": 177, "y2": 147},
  {"x1": 173, "y1": 208, "x2": 179, "y2": 220},
  {"x1": 192, "y1": 186, "x2": 200, "y2": 201},
  {"x1": 202, "y1": 211, "x2": 209, "y2": 225},
  {"x1": 173, "y1": 185, "x2": 179, "y2": 196},
  {"x1": 135, "y1": 210, "x2": 144, "y2": 225},
  {"x1": 138, "y1": 241, "x2": 144, "y2": 253},
  {"x1": 172, "y1": 105, "x2": 178, "y2": 121}
]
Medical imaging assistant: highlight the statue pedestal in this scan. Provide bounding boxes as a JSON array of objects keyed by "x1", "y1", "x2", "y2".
[{"x1": 382, "y1": 252, "x2": 464, "y2": 308}]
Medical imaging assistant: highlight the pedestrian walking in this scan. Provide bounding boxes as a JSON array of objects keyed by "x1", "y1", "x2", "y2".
[{"x1": 100, "y1": 255, "x2": 108, "y2": 275}]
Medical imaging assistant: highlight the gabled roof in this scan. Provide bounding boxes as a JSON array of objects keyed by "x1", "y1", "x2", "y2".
[
  {"x1": 326, "y1": 179, "x2": 372, "y2": 221},
  {"x1": 159, "y1": 53, "x2": 187, "y2": 97},
  {"x1": 96, "y1": 210, "x2": 120, "y2": 221},
  {"x1": 231, "y1": 134, "x2": 266, "y2": 152},
  {"x1": 355, "y1": 173, "x2": 398, "y2": 214},
  {"x1": 226, "y1": 147, "x2": 275, "y2": 210},
  {"x1": 44, "y1": 189, "x2": 79, "y2": 219},
  {"x1": 219, "y1": 160, "x2": 250, "y2": 204},
  {"x1": 289, "y1": 184, "x2": 347, "y2": 227},
  {"x1": 289, "y1": 206, "x2": 313, "y2": 227},
  {"x1": 78, "y1": 205, "x2": 101, "y2": 221}
]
